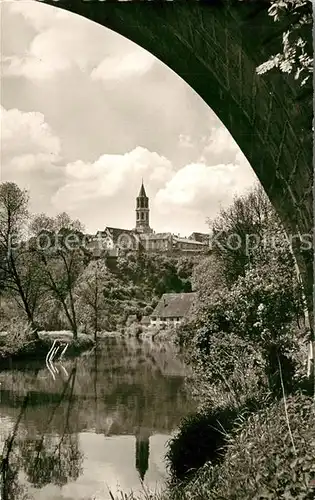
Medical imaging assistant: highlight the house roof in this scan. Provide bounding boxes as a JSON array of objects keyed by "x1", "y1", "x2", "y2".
[
  {"x1": 140, "y1": 232, "x2": 172, "y2": 240},
  {"x1": 151, "y1": 293, "x2": 196, "y2": 319},
  {"x1": 173, "y1": 237, "x2": 205, "y2": 245},
  {"x1": 189, "y1": 232, "x2": 210, "y2": 243},
  {"x1": 102, "y1": 227, "x2": 138, "y2": 243}
]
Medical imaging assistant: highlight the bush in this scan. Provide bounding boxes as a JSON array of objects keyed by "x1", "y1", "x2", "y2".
[
  {"x1": 166, "y1": 405, "x2": 245, "y2": 483},
  {"x1": 187, "y1": 332, "x2": 271, "y2": 411},
  {"x1": 186, "y1": 256, "x2": 307, "y2": 399},
  {"x1": 179, "y1": 394, "x2": 315, "y2": 500},
  {"x1": 0, "y1": 318, "x2": 40, "y2": 359}
]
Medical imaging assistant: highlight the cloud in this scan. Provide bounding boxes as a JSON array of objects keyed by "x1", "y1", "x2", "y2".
[
  {"x1": 1, "y1": 1, "x2": 258, "y2": 236},
  {"x1": 3, "y1": 21, "x2": 99, "y2": 80},
  {"x1": 0, "y1": 105, "x2": 63, "y2": 212},
  {"x1": 198, "y1": 126, "x2": 242, "y2": 165},
  {"x1": 51, "y1": 147, "x2": 174, "y2": 211},
  {"x1": 51, "y1": 144, "x2": 257, "y2": 235},
  {"x1": 154, "y1": 157, "x2": 257, "y2": 218},
  {"x1": 8, "y1": 0, "x2": 67, "y2": 31},
  {"x1": 3, "y1": 1, "x2": 155, "y2": 81},
  {"x1": 202, "y1": 126, "x2": 239, "y2": 155},
  {"x1": 178, "y1": 134, "x2": 194, "y2": 149},
  {"x1": 91, "y1": 49, "x2": 155, "y2": 82},
  {"x1": 1, "y1": 105, "x2": 61, "y2": 163}
]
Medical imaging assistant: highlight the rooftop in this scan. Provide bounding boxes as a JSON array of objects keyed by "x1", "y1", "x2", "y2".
[{"x1": 173, "y1": 236, "x2": 206, "y2": 245}]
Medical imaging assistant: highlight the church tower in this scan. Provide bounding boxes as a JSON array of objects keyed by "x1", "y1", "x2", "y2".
[{"x1": 135, "y1": 180, "x2": 152, "y2": 233}]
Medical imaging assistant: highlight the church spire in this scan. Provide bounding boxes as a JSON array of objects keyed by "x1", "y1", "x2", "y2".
[
  {"x1": 138, "y1": 178, "x2": 147, "y2": 197},
  {"x1": 135, "y1": 180, "x2": 152, "y2": 234}
]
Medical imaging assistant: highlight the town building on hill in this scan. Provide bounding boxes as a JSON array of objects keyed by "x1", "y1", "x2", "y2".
[
  {"x1": 150, "y1": 292, "x2": 196, "y2": 328},
  {"x1": 88, "y1": 181, "x2": 209, "y2": 256},
  {"x1": 189, "y1": 232, "x2": 210, "y2": 245}
]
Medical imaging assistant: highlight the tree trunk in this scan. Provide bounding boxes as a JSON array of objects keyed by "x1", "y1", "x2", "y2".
[{"x1": 290, "y1": 237, "x2": 313, "y2": 391}]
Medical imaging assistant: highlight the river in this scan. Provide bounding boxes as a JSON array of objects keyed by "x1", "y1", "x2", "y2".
[{"x1": 0, "y1": 336, "x2": 194, "y2": 500}]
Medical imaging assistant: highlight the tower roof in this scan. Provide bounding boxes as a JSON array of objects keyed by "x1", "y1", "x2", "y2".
[{"x1": 138, "y1": 181, "x2": 147, "y2": 198}]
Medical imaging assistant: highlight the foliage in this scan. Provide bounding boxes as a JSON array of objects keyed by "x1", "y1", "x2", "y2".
[
  {"x1": 116, "y1": 252, "x2": 193, "y2": 297},
  {"x1": 184, "y1": 184, "x2": 307, "y2": 402},
  {"x1": 165, "y1": 398, "x2": 264, "y2": 486},
  {"x1": 180, "y1": 395, "x2": 315, "y2": 500},
  {"x1": 187, "y1": 332, "x2": 270, "y2": 411},
  {"x1": 19, "y1": 434, "x2": 83, "y2": 488},
  {"x1": 0, "y1": 182, "x2": 42, "y2": 330},
  {"x1": 31, "y1": 216, "x2": 88, "y2": 339},
  {"x1": 0, "y1": 318, "x2": 43, "y2": 361},
  {"x1": 207, "y1": 184, "x2": 287, "y2": 285},
  {"x1": 256, "y1": 0, "x2": 313, "y2": 86},
  {"x1": 166, "y1": 184, "x2": 310, "y2": 494},
  {"x1": 175, "y1": 321, "x2": 198, "y2": 350},
  {"x1": 191, "y1": 256, "x2": 305, "y2": 397},
  {"x1": 165, "y1": 406, "x2": 239, "y2": 484},
  {"x1": 190, "y1": 254, "x2": 227, "y2": 320},
  {"x1": 74, "y1": 259, "x2": 110, "y2": 337},
  {"x1": 30, "y1": 211, "x2": 84, "y2": 234}
]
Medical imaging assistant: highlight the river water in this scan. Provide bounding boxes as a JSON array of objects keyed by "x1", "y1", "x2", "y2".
[{"x1": 0, "y1": 337, "x2": 194, "y2": 500}]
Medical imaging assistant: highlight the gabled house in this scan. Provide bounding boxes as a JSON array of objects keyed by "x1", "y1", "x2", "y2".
[
  {"x1": 189, "y1": 232, "x2": 210, "y2": 245},
  {"x1": 172, "y1": 235, "x2": 207, "y2": 253},
  {"x1": 150, "y1": 292, "x2": 196, "y2": 328}
]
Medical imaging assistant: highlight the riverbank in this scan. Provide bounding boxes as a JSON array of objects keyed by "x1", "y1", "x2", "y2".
[
  {"x1": 0, "y1": 326, "x2": 177, "y2": 371},
  {"x1": 0, "y1": 330, "x2": 94, "y2": 370}
]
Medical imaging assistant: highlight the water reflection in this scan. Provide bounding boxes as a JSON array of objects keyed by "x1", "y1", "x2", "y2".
[{"x1": 0, "y1": 337, "x2": 193, "y2": 499}]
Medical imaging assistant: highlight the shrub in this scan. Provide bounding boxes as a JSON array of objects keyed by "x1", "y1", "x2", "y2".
[
  {"x1": 166, "y1": 405, "x2": 244, "y2": 483},
  {"x1": 179, "y1": 394, "x2": 315, "y2": 500},
  {"x1": 0, "y1": 318, "x2": 39, "y2": 357},
  {"x1": 187, "y1": 332, "x2": 270, "y2": 411}
]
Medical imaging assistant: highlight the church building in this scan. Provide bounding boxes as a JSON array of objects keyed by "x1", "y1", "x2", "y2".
[{"x1": 88, "y1": 181, "x2": 209, "y2": 257}]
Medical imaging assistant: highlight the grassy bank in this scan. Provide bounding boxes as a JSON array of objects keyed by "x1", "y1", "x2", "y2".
[
  {"x1": 104, "y1": 394, "x2": 314, "y2": 500},
  {"x1": 167, "y1": 394, "x2": 315, "y2": 500},
  {"x1": 0, "y1": 323, "x2": 94, "y2": 369}
]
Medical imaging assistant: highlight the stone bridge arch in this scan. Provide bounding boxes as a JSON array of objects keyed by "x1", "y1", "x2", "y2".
[{"x1": 41, "y1": 0, "x2": 313, "y2": 319}]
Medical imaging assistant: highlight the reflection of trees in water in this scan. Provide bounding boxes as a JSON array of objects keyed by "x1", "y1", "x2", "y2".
[
  {"x1": 19, "y1": 433, "x2": 82, "y2": 488},
  {"x1": 0, "y1": 339, "x2": 192, "y2": 497},
  {"x1": 1, "y1": 341, "x2": 193, "y2": 437},
  {"x1": 1, "y1": 364, "x2": 83, "y2": 498},
  {"x1": 1, "y1": 395, "x2": 30, "y2": 500},
  {"x1": 1, "y1": 461, "x2": 29, "y2": 500}
]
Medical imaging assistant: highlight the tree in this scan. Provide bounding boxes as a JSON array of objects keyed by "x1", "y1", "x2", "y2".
[
  {"x1": 116, "y1": 252, "x2": 193, "y2": 296},
  {"x1": 0, "y1": 182, "x2": 43, "y2": 334},
  {"x1": 256, "y1": 0, "x2": 313, "y2": 86},
  {"x1": 191, "y1": 254, "x2": 227, "y2": 320},
  {"x1": 207, "y1": 184, "x2": 293, "y2": 285},
  {"x1": 30, "y1": 211, "x2": 84, "y2": 235},
  {"x1": 31, "y1": 214, "x2": 87, "y2": 339},
  {"x1": 191, "y1": 251, "x2": 305, "y2": 398},
  {"x1": 74, "y1": 259, "x2": 109, "y2": 341}
]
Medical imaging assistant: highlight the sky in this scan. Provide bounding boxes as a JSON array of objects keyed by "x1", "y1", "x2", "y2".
[{"x1": 1, "y1": 0, "x2": 258, "y2": 237}]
